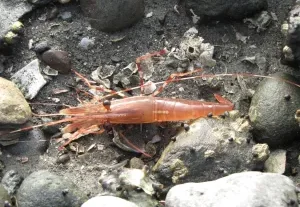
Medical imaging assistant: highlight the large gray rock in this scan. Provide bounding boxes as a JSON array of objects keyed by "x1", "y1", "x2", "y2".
[
  {"x1": 0, "y1": 77, "x2": 31, "y2": 124},
  {"x1": 153, "y1": 112, "x2": 261, "y2": 186},
  {"x1": 80, "y1": 0, "x2": 145, "y2": 32},
  {"x1": 17, "y1": 170, "x2": 88, "y2": 207},
  {"x1": 249, "y1": 73, "x2": 300, "y2": 146},
  {"x1": 0, "y1": 0, "x2": 33, "y2": 38},
  {"x1": 185, "y1": 0, "x2": 267, "y2": 21},
  {"x1": 166, "y1": 171, "x2": 298, "y2": 207}
]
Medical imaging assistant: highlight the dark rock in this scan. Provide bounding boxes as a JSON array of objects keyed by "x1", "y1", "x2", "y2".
[
  {"x1": 1, "y1": 170, "x2": 23, "y2": 195},
  {"x1": 48, "y1": 7, "x2": 59, "y2": 20},
  {"x1": 284, "y1": 25, "x2": 300, "y2": 68},
  {"x1": 5, "y1": 128, "x2": 49, "y2": 156},
  {"x1": 153, "y1": 113, "x2": 257, "y2": 186},
  {"x1": 166, "y1": 172, "x2": 298, "y2": 207},
  {"x1": 110, "y1": 55, "x2": 122, "y2": 63},
  {"x1": 17, "y1": 170, "x2": 87, "y2": 207},
  {"x1": 185, "y1": 0, "x2": 267, "y2": 21},
  {"x1": 281, "y1": 4, "x2": 300, "y2": 68},
  {"x1": 33, "y1": 41, "x2": 50, "y2": 54},
  {"x1": 249, "y1": 73, "x2": 300, "y2": 146},
  {"x1": 155, "y1": 27, "x2": 164, "y2": 35},
  {"x1": 56, "y1": 154, "x2": 71, "y2": 164},
  {"x1": 41, "y1": 50, "x2": 72, "y2": 73},
  {"x1": 80, "y1": 0, "x2": 145, "y2": 32},
  {"x1": 0, "y1": 124, "x2": 28, "y2": 146}
]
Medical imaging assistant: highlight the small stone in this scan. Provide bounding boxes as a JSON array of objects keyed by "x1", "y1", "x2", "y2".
[
  {"x1": 252, "y1": 144, "x2": 270, "y2": 162},
  {"x1": 284, "y1": 94, "x2": 291, "y2": 101},
  {"x1": 48, "y1": 7, "x2": 59, "y2": 20},
  {"x1": 27, "y1": 0, "x2": 52, "y2": 5},
  {"x1": 60, "y1": 11, "x2": 72, "y2": 22},
  {"x1": 129, "y1": 157, "x2": 144, "y2": 169},
  {"x1": 58, "y1": 0, "x2": 71, "y2": 3},
  {"x1": 11, "y1": 21, "x2": 24, "y2": 33},
  {"x1": 156, "y1": 28, "x2": 164, "y2": 35},
  {"x1": 110, "y1": 55, "x2": 122, "y2": 63},
  {"x1": 41, "y1": 50, "x2": 72, "y2": 73},
  {"x1": 78, "y1": 37, "x2": 95, "y2": 50},
  {"x1": 33, "y1": 41, "x2": 50, "y2": 54},
  {"x1": 56, "y1": 154, "x2": 70, "y2": 164}
]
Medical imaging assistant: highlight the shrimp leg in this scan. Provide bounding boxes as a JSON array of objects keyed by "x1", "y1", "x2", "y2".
[{"x1": 57, "y1": 125, "x2": 104, "y2": 150}]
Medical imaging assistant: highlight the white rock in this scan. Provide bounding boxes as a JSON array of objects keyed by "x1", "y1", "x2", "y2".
[
  {"x1": 264, "y1": 149, "x2": 286, "y2": 174},
  {"x1": 11, "y1": 59, "x2": 47, "y2": 100},
  {"x1": 82, "y1": 196, "x2": 138, "y2": 207},
  {"x1": 166, "y1": 171, "x2": 298, "y2": 207}
]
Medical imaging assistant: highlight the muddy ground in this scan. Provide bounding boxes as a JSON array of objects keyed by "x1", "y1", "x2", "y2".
[{"x1": 1, "y1": 0, "x2": 300, "y2": 197}]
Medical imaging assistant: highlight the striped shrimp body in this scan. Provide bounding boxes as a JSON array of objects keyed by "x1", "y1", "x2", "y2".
[{"x1": 52, "y1": 94, "x2": 233, "y2": 151}]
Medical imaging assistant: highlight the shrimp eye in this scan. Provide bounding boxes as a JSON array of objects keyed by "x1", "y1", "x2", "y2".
[
  {"x1": 103, "y1": 100, "x2": 111, "y2": 111},
  {"x1": 103, "y1": 100, "x2": 111, "y2": 106}
]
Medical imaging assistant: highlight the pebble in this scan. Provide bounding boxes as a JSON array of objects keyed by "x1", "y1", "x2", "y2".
[
  {"x1": 110, "y1": 55, "x2": 122, "y2": 63},
  {"x1": 41, "y1": 50, "x2": 72, "y2": 73},
  {"x1": 48, "y1": 7, "x2": 59, "y2": 20},
  {"x1": 0, "y1": 77, "x2": 31, "y2": 124},
  {"x1": 78, "y1": 37, "x2": 95, "y2": 50},
  {"x1": 59, "y1": 11, "x2": 72, "y2": 22},
  {"x1": 166, "y1": 171, "x2": 298, "y2": 207},
  {"x1": 129, "y1": 157, "x2": 144, "y2": 169},
  {"x1": 58, "y1": 0, "x2": 71, "y2": 3},
  {"x1": 27, "y1": 0, "x2": 53, "y2": 5},
  {"x1": 33, "y1": 41, "x2": 50, "y2": 54},
  {"x1": 17, "y1": 170, "x2": 87, "y2": 207},
  {"x1": 56, "y1": 154, "x2": 71, "y2": 164},
  {"x1": 11, "y1": 59, "x2": 47, "y2": 100}
]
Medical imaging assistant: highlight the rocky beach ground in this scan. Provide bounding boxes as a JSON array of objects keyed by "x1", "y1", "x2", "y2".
[{"x1": 0, "y1": 0, "x2": 300, "y2": 206}]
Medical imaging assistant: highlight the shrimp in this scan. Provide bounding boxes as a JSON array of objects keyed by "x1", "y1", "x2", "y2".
[
  {"x1": 8, "y1": 93, "x2": 233, "y2": 151},
  {"x1": 5, "y1": 49, "x2": 299, "y2": 155}
]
